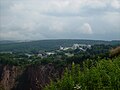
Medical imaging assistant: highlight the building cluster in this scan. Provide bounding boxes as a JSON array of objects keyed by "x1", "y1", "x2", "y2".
[
  {"x1": 35, "y1": 44, "x2": 91, "y2": 58},
  {"x1": 60, "y1": 44, "x2": 91, "y2": 51},
  {"x1": 1, "y1": 44, "x2": 92, "y2": 58}
]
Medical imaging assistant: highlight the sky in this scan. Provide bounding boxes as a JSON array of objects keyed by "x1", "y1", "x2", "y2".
[{"x1": 0, "y1": 0, "x2": 120, "y2": 40}]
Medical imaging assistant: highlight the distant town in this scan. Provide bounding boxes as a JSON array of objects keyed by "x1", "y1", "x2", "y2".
[{"x1": 0, "y1": 44, "x2": 92, "y2": 58}]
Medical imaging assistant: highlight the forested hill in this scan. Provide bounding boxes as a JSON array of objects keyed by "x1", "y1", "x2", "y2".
[{"x1": 0, "y1": 39, "x2": 120, "y2": 52}]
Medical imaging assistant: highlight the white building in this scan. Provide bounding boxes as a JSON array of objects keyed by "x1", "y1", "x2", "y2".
[
  {"x1": 59, "y1": 44, "x2": 91, "y2": 51},
  {"x1": 60, "y1": 46, "x2": 64, "y2": 50},
  {"x1": 46, "y1": 52, "x2": 55, "y2": 55},
  {"x1": 72, "y1": 44, "x2": 80, "y2": 49}
]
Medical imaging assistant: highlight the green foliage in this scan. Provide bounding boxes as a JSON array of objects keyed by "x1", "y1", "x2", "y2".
[
  {"x1": 44, "y1": 56, "x2": 120, "y2": 90},
  {"x1": 0, "y1": 53, "x2": 31, "y2": 67}
]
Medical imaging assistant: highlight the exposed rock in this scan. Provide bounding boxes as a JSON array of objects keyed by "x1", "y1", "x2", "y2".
[
  {"x1": 0, "y1": 64, "x2": 64, "y2": 90},
  {"x1": 0, "y1": 65, "x2": 22, "y2": 90},
  {"x1": 15, "y1": 64, "x2": 64, "y2": 90}
]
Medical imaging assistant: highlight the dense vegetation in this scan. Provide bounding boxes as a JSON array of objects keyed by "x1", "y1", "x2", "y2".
[
  {"x1": 0, "y1": 44, "x2": 112, "y2": 67},
  {"x1": 0, "y1": 44, "x2": 119, "y2": 68},
  {"x1": 44, "y1": 56, "x2": 120, "y2": 90},
  {"x1": 0, "y1": 53, "x2": 31, "y2": 67}
]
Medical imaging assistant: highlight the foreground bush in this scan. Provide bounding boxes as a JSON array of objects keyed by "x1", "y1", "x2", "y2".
[
  {"x1": 44, "y1": 56, "x2": 120, "y2": 90},
  {"x1": 110, "y1": 46, "x2": 120, "y2": 57}
]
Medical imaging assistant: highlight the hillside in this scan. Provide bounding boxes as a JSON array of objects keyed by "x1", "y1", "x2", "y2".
[{"x1": 0, "y1": 39, "x2": 120, "y2": 53}]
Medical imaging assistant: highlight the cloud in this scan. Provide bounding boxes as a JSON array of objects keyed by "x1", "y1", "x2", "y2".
[
  {"x1": 111, "y1": 0, "x2": 120, "y2": 9},
  {"x1": 0, "y1": 0, "x2": 120, "y2": 40},
  {"x1": 8, "y1": 0, "x2": 120, "y2": 17},
  {"x1": 102, "y1": 12, "x2": 120, "y2": 28},
  {"x1": 49, "y1": 21, "x2": 65, "y2": 32},
  {"x1": 0, "y1": 31, "x2": 45, "y2": 40},
  {"x1": 0, "y1": 31, "x2": 23, "y2": 40},
  {"x1": 80, "y1": 23, "x2": 93, "y2": 34},
  {"x1": 10, "y1": 3, "x2": 25, "y2": 13}
]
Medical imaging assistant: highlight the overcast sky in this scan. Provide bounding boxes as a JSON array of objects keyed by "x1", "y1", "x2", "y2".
[{"x1": 0, "y1": 0, "x2": 120, "y2": 40}]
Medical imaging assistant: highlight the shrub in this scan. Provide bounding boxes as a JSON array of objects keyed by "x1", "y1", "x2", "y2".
[
  {"x1": 110, "y1": 46, "x2": 120, "y2": 57},
  {"x1": 44, "y1": 56, "x2": 120, "y2": 90}
]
